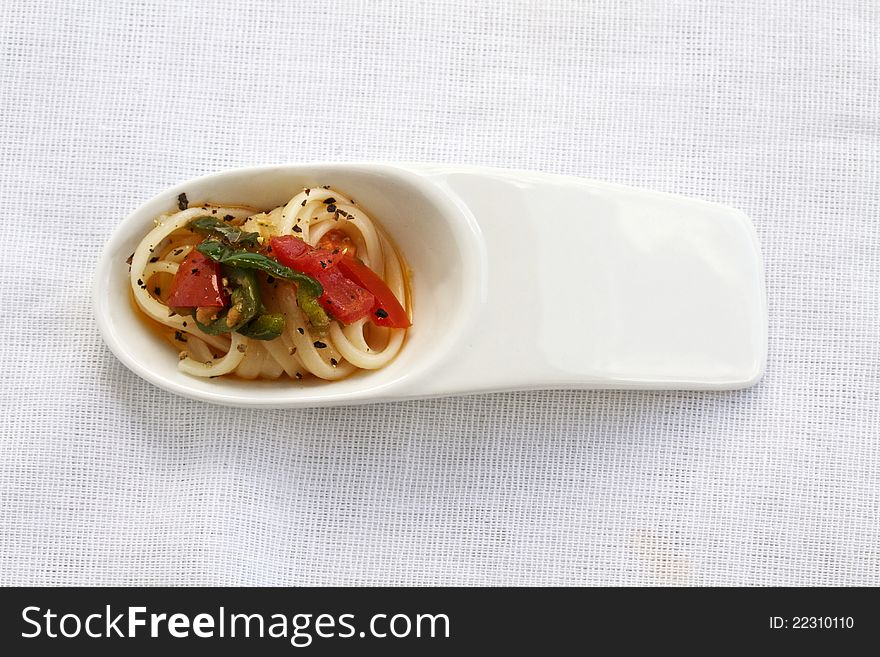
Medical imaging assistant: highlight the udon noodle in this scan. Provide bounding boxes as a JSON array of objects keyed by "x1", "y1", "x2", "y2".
[{"x1": 129, "y1": 187, "x2": 411, "y2": 381}]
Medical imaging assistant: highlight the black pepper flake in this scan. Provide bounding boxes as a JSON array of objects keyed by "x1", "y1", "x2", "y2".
[
  {"x1": 191, "y1": 268, "x2": 199, "y2": 274},
  {"x1": 182, "y1": 321, "x2": 187, "y2": 327},
  {"x1": 136, "y1": 278, "x2": 144, "y2": 287},
  {"x1": 295, "y1": 372, "x2": 303, "y2": 379},
  {"x1": 224, "y1": 214, "x2": 234, "y2": 221},
  {"x1": 322, "y1": 197, "x2": 336, "y2": 204},
  {"x1": 211, "y1": 209, "x2": 217, "y2": 215},
  {"x1": 126, "y1": 253, "x2": 134, "y2": 265},
  {"x1": 319, "y1": 260, "x2": 327, "y2": 269},
  {"x1": 172, "y1": 248, "x2": 183, "y2": 256},
  {"x1": 304, "y1": 188, "x2": 310, "y2": 195},
  {"x1": 313, "y1": 341, "x2": 327, "y2": 349},
  {"x1": 326, "y1": 204, "x2": 337, "y2": 213},
  {"x1": 297, "y1": 328, "x2": 304, "y2": 335},
  {"x1": 174, "y1": 331, "x2": 187, "y2": 342},
  {"x1": 330, "y1": 358, "x2": 338, "y2": 367},
  {"x1": 292, "y1": 225, "x2": 302, "y2": 233},
  {"x1": 153, "y1": 287, "x2": 161, "y2": 295},
  {"x1": 149, "y1": 256, "x2": 159, "y2": 263},
  {"x1": 375, "y1": 308, "x2": 389, "y2": 319},
  {"x1": 177, "y1": 193, "x2": 188, "y2": 210},
  {"x1": 322, "y1": 185, "x2": 330, "y2": 189},
  {"x1": 301, "y1": 200, "x2": 307, "y2": 206},
  {"x1": 266, "y1": 275, "x2": 275, "y2": 284}
]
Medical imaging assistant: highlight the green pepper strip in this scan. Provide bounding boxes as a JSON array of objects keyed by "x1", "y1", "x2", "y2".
[
  {"x1": 238, "y1": 313, "x2": 286, "y2": 340},
  {"x1": 188, "y1": 217, "x2": 261, "y2": 247},
  {"x1": 196, "y1": 240, "x2": 330, "y2": 330},
  {"x1": 295, "y1": 289, "x2": 329, "y2": 332},
  {"x1": 193, "y1": 266, "x2": 260, "y2": 335}
]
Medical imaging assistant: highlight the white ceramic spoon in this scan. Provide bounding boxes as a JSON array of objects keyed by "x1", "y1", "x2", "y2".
[{"x1": 94, "y1": 163, "x2": 767, "y2": 407}]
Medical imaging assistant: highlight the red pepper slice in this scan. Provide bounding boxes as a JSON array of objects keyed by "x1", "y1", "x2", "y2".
[
  {"x1": 337, "y1": 256, "x2": 411, "y2": 328},
  {"x1": 315, "y1": 268, "x2": 375, "y2": 325},
  {"x1": 269, "y1": 235, "x2": 410, "y2": 327},
  {"x1": 166, "y1": 250, "x2": 227, "y2": 309},
  {"x1": 269, "y1": 235, "x2": 341, "y2": 277}
]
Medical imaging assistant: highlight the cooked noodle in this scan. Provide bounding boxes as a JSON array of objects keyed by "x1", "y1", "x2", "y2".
[{"x1": 129, "y1": 188, "x2": 410, "y2": 381}]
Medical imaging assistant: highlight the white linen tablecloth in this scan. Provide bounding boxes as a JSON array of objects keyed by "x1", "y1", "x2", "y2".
[{"x1": 1, "y1": 0, "x2": 878, "y2": 586}]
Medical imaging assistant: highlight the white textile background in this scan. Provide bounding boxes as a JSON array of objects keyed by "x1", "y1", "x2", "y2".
[{"x1": 1, "y1": 0, "x2": 878, "y2": 586}]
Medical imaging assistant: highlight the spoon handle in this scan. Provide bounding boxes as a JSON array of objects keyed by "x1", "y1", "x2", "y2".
[{"x1": 405, "y1": 165, "x2": 767, "y2": 395}]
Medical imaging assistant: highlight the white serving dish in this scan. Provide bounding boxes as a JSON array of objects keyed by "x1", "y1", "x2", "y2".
[{"x1": 94, "y1": 163, "x2": 767, "y2": 407}]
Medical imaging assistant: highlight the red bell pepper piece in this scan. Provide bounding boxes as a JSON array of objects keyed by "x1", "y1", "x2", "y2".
[
  {"x1": 166, "y1": 250, "x2": 227, "y2": 309},
  {"x1": 269, "y1": 235, "x2": 341, "y2": 277},
  {"x1": 337, "y1": 256, "x2": 411, "y2": 328},
  {"x1": 314, "y1": 268, "x2": 375, "y2": 325}
]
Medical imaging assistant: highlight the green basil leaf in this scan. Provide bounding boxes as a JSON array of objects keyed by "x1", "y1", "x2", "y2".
[
  {"x1": 189, "y1": 216, "x2": 260, "y2": 247},
  {"x1": 196, "y1": 241, "x2": 324, "y2": 298}
]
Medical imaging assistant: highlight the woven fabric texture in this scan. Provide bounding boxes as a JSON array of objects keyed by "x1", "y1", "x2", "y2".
[{"x1": 1, "y1": 0, "x2": 878, "y2": 586}]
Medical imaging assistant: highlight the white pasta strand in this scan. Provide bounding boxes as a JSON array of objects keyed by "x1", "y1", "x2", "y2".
[
  {"x1": 185, "y1": 336, "x2": 214, "y2": 363},
  {"x1": 259, "y1": 351, "x2": 285, "y2": 379},
  {"x1": 234, "y1": 341, "x2": 265, "y2": 379},
  {"x1": 178, "y1": 331, "x2": 247, "y2": 376},
  {"x1": 261, "y1": 334, "x2": 304, "y2": 378},
  {"x1": 329, "y1": 322, "x2": 405, "y2": 370}
]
